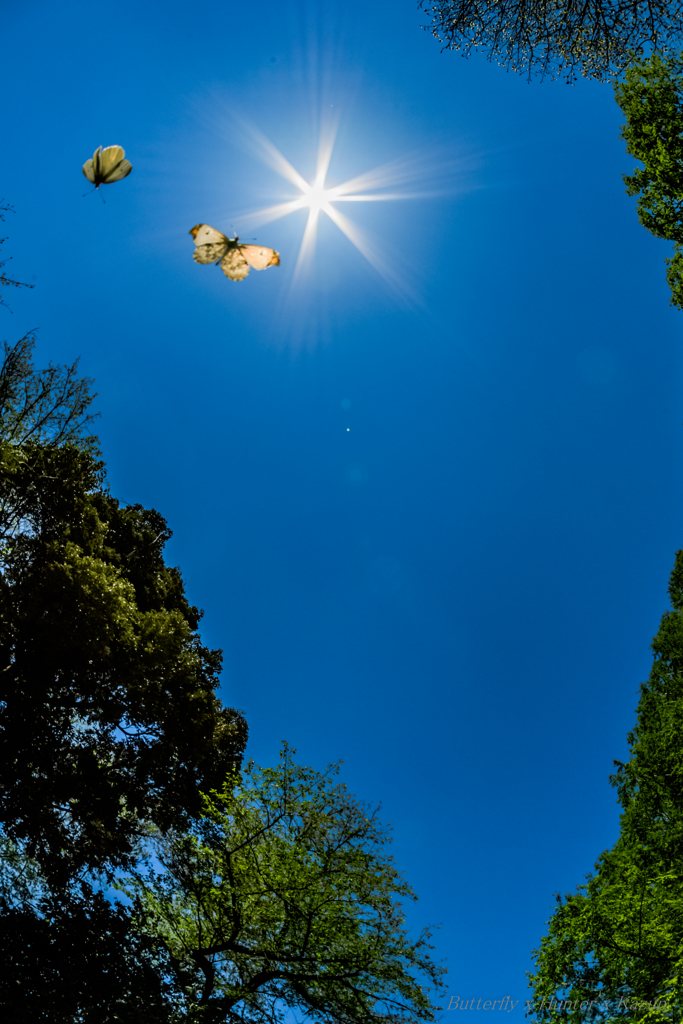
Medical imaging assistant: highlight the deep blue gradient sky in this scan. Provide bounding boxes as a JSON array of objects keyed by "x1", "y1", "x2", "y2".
[{"x1": 4, "y1": 0, "x2": 683, "y2": 1012}]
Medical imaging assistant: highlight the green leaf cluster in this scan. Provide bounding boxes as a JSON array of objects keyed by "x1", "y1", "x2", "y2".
[
  {"x1": 614, "y1": 52, "x2": 683, "y2": 310},
  {"x1": 527, "y1": 551, "x2": 683, "y2": 1023}
]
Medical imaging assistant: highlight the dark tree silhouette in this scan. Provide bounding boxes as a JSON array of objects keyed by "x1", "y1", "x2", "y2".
[
  {"x1": 0, "y1": 884, "x2": 176, "y2": 1024},
  {"x1": 419, "y1": 0, "x2": 683, "y2": 82}
]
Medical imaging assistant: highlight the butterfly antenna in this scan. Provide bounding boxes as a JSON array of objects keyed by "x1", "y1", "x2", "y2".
[{"x1": 81, "y1": 186, "x2": 105, "y2": 203}]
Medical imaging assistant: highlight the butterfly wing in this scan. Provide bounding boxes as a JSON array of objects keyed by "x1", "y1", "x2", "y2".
[
  {"x1": 82, "y1": 145, "x2": 102, "y2": 184},
  {"x1": 189, "y1": 225, "x2": 230, "y2": 265},
  {"x1": 221, "y1": 248, "x2": 250, "y2": 281},
  {"x1": 100, "y1": 159, "x2": 133, "y2": 183},
  {"x1": 239, "y1": 244, "x2": 280, "y2": 270},
  {"x1": 82, "y1": 145, "x2": 131, "y2": 186},
  {"x1": 190, "y1": 224, "x2": 228, "y2": 246},
  {"x1": 98, "y1": 145, "x2": 133, "y2": 183},
  {"x1": 194, "y1": 242, "x2": 229, "y2": 265}
]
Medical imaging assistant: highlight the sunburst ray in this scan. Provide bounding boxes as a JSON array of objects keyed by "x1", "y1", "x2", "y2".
[
  {"x1": 224, "y1": 117, "x2": 470, "y2": 304},
  {"x1": 230, "y1": 124, "x2": 433, "y2": 288}
]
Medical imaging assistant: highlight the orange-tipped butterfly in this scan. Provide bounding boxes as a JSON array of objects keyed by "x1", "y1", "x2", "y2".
[
  {"x1": 189, "y1": 224, "x2": 280, "y2": 282},
  {"x1": 82, "y1": 146, "x2": 133, "y2": 188}
]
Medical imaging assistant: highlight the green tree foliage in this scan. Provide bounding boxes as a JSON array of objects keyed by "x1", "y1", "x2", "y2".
[
  {"x1": 419, "y1": 0, "x2": 683, "y2": 82},
  {"x1": 527, "y1": 551, "x2": 683, "y2": 1024},
  {"x1": 124, "y1": 747, "x2": 446, "y2": 1024},
  {"x1": 614, "y1": 52, "x2": 683, "y2": 310},
  {"x1": 0, "y1": 439, "x2": 248, "y2": 886}
]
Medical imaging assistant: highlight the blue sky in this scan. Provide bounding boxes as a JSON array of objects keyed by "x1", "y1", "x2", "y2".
[{"x1": 4, "y1": 0, "x2": 683, "y2": 1013}]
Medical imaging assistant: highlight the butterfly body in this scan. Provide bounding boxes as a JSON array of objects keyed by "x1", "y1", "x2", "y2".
[
  {"x1": 82, "y1": 145, "x2": 133, "y2": 188},
  {"x1": 189, "y1": 224, "x2": 280, "y2": 282}
]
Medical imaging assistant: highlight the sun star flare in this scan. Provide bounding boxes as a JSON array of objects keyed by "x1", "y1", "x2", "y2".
[{"x1": 234, "y1": 121, "x2": 438, "y2": 290}]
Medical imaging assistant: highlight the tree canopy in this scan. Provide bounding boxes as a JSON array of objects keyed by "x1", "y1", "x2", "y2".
[
  {"x1": 123, "y1": 747, "x2": 446, "y2": 1024},
  {"x1": 614, "y1": 51, "x2": 683, "y2": 309},
  {"x1": 526, "y1": 550, "x2": 683, "y2": 1023},
  {"x1": 419, "y1": 0, "x2": 683, "y2": 82},
  {"x1": 0, "y1": 439, "x2": 248, "y2": 886}
]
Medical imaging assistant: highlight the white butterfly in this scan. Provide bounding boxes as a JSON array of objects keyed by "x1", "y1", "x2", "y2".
[
  {"x1": 189, "y1": 224, "x2": 280, "y2": 282},
  {"x1": 82, "y1": 145, "x2": 133, "y2": 188}
]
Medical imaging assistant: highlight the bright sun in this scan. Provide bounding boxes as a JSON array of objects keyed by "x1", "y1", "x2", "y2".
[
  {"x1": 233, "y1": 120, "x2": 434, "y2": 287},
  {"x1": 302, "y1": 178, "x2": 333, "y2": 214}
]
